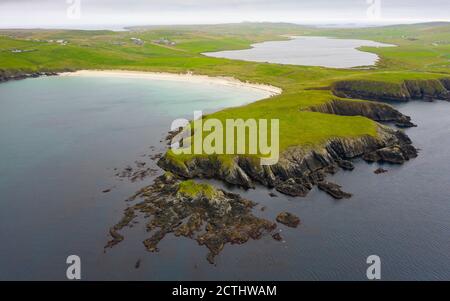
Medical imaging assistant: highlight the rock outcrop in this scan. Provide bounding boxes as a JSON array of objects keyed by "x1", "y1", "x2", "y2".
[
  {"x1": 276, "y1": 212, "x2": 300, "y2": 228},
  {"x1": 0, "y1": 69, "x2": 60, "y2": 83},
  {"x1": 363, "y1": 143, "x2": 417, "y2": 164},
  {"x1": 158, "y1": 125, "x2": 417, "y2": 198},
  {"x1": 317, "y1": 181, "x2": 352, "y2": 199},
  {"x1": 332, "y1": 78, "x2": 450, "y2": 102}
]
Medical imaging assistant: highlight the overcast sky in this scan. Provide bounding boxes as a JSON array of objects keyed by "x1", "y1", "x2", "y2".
[{"x1": 0, "y1": 0, "x2": 449, "y2": 29}]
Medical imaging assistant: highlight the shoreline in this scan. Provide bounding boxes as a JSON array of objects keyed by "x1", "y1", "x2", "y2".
[{"x1": 59, "y1": 70, "x2": 283, "y2": 97}]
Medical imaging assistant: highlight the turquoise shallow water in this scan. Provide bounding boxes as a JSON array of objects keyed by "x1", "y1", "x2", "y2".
[
  {"x1": 0, "y1": 76, "x2": 270, "y2": 280},
  {"x1": 0, "y1": 76, "x2": 449, "y2": 280}
]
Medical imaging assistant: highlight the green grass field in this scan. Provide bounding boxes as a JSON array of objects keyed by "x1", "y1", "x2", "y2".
[{"x1": 1, "y1": 22, "x2": 449, "y2": 165}]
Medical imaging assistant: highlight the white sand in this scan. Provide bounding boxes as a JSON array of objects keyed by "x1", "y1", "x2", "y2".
[{"x1": 59, "y1": 70, "x2": 282, "y2": 97}]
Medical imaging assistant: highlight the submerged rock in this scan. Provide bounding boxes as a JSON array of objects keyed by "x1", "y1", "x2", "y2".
[
  {"x1": 272, "y1": 233, "x2": 283, "y2": 241},
  {"x1": 374, "y1": 168, "x2": 388, "y2": 174},
  {"x1": 135, "y1": 161, "x2": 146, "y2": 168},
  {"x1": 150, "y1": 153, "x2": 162, "y2": 160},
  {"x1": 106, "y1": 173, "x2": 278, "y2": 264},
  {"x1": 317, "y1": 181, "x2": 352, "y2": 199},
  {"x1": 105, "y1": 227, "x2": 124, "y2": 248},
  {"x1": 115, "y1": 164, "x2": 158, "y2": 182},
  {"x1": 135, "y1": 259, "x2": 141, "y2": 269},
  {"x1": 276, "y1": 212, "x2": 300, "y2": 228}
]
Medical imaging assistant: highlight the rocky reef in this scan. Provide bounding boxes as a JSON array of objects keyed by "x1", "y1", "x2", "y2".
[
  {"x1": 106, "y1": 173, "x2": 289, "y2": 264},
  {"x1": 114, "y1": 161, "x2": 158, "y2": 182},
  {"x1": 158, "y1": 124, "x2": 417, "y2": 198},
  {"x1": 332, "y1": 78, "x2": 450, "y2": 102}
]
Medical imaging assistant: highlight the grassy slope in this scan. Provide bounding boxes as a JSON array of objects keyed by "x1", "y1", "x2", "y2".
[{"x1": 1, "y1": 22, "x2": 449, "y2": 163}]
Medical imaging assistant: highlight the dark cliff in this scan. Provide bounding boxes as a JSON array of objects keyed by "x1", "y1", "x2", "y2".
[{"x1": 332, "y1": 78, "x2": 450, "y2": 102}]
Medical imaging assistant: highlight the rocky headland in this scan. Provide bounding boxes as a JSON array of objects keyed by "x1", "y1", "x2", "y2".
[{"x1": 158, "y1": 124, "x2": 417, "y2": 199}]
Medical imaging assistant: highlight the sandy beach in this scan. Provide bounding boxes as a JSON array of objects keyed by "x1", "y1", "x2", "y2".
[{"x1": 60, "y1": 70, "x2": 282, "y2": 97}]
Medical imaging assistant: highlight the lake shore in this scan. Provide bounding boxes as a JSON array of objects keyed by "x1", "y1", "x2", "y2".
[
  {"x1": 59, "y1": 70, "x2": 283, "y2": 97},
  {"x1": 202, "y1": 35, "x2": 395, "y2": 68}
]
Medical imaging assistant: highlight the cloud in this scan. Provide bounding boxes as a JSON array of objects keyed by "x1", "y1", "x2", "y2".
[{"x1": 0, "y1": 0, "x2": 449, "y2": 28}]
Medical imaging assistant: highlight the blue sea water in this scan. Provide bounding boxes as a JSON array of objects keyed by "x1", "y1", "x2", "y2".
[{"x1": 0, "y1": 75, "x2": 449, "y2": 280}]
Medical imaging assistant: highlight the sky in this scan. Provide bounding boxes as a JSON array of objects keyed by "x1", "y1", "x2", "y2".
[{"x1": 0, "y1": 0, "x2": 449, "y2": 29}]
